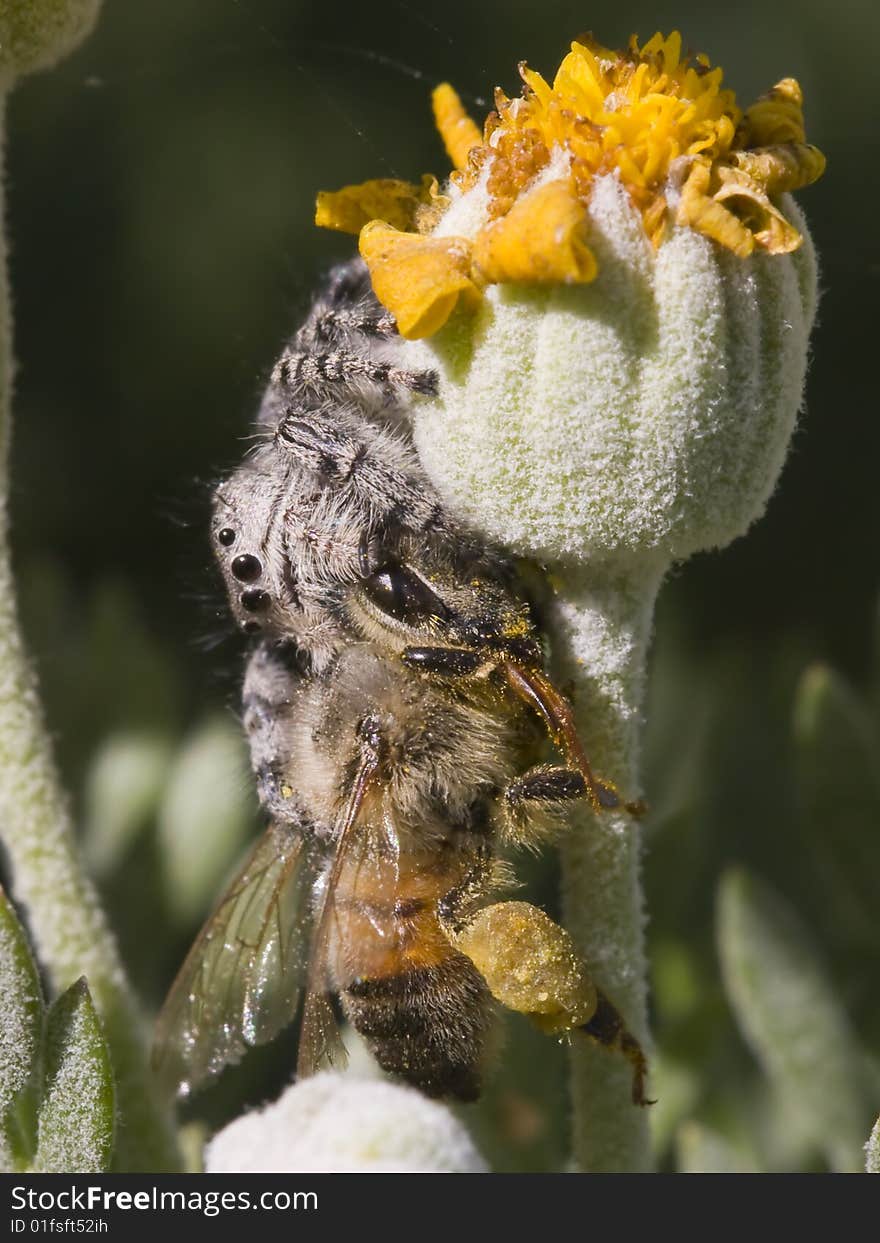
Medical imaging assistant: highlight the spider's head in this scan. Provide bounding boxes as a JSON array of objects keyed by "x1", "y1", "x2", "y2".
[
  {"x1": 212, "y1": 409, "x2": 543, "y2": 679},
  {"x1": 211, "y1": 446, "x2": 356, "y2": 670}
]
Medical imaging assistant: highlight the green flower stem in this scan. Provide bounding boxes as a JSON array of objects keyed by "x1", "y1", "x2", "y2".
[
  {"x1": 547, "y1": 561, "x2": 662, "y2": 1173},
  {"x1": 0, "y1": 94, "x2": 178, "y2": 1172}
]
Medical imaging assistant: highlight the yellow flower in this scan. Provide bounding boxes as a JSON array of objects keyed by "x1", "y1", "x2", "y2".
[{"x1": 316, "y1": 32, "x2": 825, "y2": 339}]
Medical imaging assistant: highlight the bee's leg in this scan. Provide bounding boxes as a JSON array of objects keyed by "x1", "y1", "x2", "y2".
[
  {"x1": 400, "y1": 646, "x2": 485, "y2": 677},
  {"x1": 442, "y1": 899, "x2": 597, "y2": 1031},
  {"x1": 580, "y1": 988, "x2": 653, "y2": 1108},
  {"x1": 502, "y1": 664, "x2": 646, "y2": 817},
  {"x1": 402, "y1": 654, "x2": 644, "y2": 815},
  {"x1": 502, "y1": 764, "x2": 624, "y2": 848},
  {"x1": 509, "y1": 761, "x2": 645, "y2": 822},
  {"x1": 508, "y1": 764, "x2": 596, "y2": 806},
  {"x1": 441, "y1": 899, "x2": 651, "y2": 1107}
]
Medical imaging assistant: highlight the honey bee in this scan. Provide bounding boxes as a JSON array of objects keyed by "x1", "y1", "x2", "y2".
[{"x1": 153, "y1": 260, "x2": 649, "y2": 1105}]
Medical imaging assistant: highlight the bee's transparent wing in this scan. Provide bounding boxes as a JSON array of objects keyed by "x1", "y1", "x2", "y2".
[
  {"x1": 296, "y1": 751, "x2": 384, "y2": 1080},
  {"x1": 153, "y1": 821, "x2": 322, "y2": 1098},
  {"x1": 296, "y1": 823, "x2": 422, "y2": 1080},
  {"x1": 296, "y1": 977, "x2": 348, "y2": 1079}
]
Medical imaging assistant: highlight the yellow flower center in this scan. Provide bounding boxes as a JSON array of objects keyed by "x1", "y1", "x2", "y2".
[
  {"x1": 316, "y1": 31, "x2": 825, "y2": 339},
  {"x1": 468, "y1": 32, "x2": 738, "y2": 234}
]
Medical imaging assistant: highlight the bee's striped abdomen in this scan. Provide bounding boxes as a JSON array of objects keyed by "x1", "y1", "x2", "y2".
[
  {"x1": 333, "y1": 841, "x2": 494, "y2": 1101},
  {"x1": 342, "y1": 952, "x2": 492, "y2": 1101}
]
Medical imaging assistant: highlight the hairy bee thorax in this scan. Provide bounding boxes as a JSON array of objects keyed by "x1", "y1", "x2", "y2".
[{"x1": 244, "y1": 640, "x2": 532, "y2": 843}]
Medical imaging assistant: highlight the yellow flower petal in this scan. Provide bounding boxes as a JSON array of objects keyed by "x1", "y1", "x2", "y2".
[
  {"x1": 677, "y1": 160, "x2": 754, "y2": 258},
  {"x1": 317, "y1": 32, "x2": 826, "y2": 339},
  {"x1": 316, "y1": 177, "x2": 437, "y2": 235},
  {"x1": 677, "y1": 159, "x2": 803, "y2": 257},
  {"x1": 739, "y1": 78, "x2": 806, "y2": 146},
  {"x1": 714, "y1": 180, "x2": 802, "y2": 254},
  {"x1": 473, "y1": 180, "x2": 597, "y2": 285},
  {"x1": 358, "y1": 222, "x2": 479, "y2": 339},
  {"x1": 432, "y1": 84, "x2": 482, "y2": 171},
  {"x1": 726, "y1": 143, "x2": 826, "y2": 195},
  {"x1": 643, "y1": 194, "x2": 669, "y2": 249}
]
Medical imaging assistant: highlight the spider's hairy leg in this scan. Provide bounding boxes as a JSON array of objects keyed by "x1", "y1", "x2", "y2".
[
  {"x1": 271, "y1": 346, "x2": 438, "y2": 398},
  {"x1": 270, "y1": 256, "x2": 437, "y2": 402},
  {"x1": 306, "y1": 306, "x2": 398, "y2": 344},
  {"x1": 242, "y1": 638, "x2": 312, "y2": 826},
  {"x1": 295, "y1": 258, "x2": 395, "y2": 347},
  {"x1": 274, "y1": 409, "x2": 450, "y2": 537}
]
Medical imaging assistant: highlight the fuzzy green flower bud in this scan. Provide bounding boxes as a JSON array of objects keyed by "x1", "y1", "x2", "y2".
[
  {"x1": 412, "y1": 175, "x2": 817, "y2": 567},
  {"x1": 0, "y1": 0, "x2": 103, "y2": 84},
  {"x1": 205, "y1": 1073, "x2": 488, "y2": 1173}
]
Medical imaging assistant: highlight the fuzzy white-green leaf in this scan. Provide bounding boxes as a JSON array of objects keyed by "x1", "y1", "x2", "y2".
[
  {"x1": 32, "y1": 978, "x2": 114, "y2": 1173},
  {"x1": 676, "y1": 1121, "x2": 757, "y2": 1174},
  {"x1": 717, "y1": 868, "x2": 870, "y2": 1172},
  {"x1": 867, "y1": 1117, "x2": 880, "y2": 1174},
  {"x1": 157, "y1": 715, "x2": 255, "y2": 924},
  {"x1": 84, "y1": 730, "x2": 173, "y2": 876},
  {"x1": 0, "y1": 887, "x2": 44, "y2": 1170},
  {"x1": 793, "y1": 664, "x2": 880, "y2": 941}
]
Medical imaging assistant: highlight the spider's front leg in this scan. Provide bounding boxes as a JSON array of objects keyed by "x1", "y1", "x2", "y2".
[{"x1": 242, "y1": 639, "x2": 314, "y2": 826}]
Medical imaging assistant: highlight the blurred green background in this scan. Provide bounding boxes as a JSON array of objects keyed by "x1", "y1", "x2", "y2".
[{"x1": 4, "y1": 0, "x2": 879, "y2": 1171}]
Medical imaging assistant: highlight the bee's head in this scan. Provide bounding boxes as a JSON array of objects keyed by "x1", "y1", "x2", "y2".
[{"x1": 347, "y1": 536, "x2": 544, "y2": 674}]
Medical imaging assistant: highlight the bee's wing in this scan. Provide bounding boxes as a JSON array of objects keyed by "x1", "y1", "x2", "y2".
[
  {"x1": 153, "y1": 821, "x2": 323, "y2": 1098},
  {"x1": 296, "y1": 750, "x2": 385, "y2": 1080},
  {"x1": 296, "y1": 976, "x2": 348, "y2": 1079}
]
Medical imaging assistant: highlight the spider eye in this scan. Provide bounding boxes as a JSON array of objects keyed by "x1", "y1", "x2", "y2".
[
  {"x1": 231, "y1": 553, "x2": 262, "y2": 582},
  {"x1": 362, "y1": 560, "x2": 450, "y2": 627}
]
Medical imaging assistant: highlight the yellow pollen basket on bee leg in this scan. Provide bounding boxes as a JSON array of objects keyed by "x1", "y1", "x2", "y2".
[
  {"x1": 314, "y1": 30, "x2": 825, "y2": 340},
  {"x1": 450, "y1": 901, "x2": 598, "y2": 1034}
]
